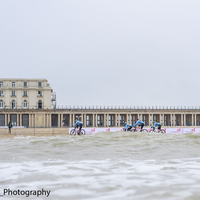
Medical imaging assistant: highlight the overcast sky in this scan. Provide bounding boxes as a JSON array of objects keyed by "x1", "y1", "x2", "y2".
[{"x1": 0, "y1": 1, "x2": 200, "y2": 107}]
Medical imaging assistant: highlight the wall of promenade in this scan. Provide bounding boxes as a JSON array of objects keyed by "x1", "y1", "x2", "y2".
[{"x1": 0, "y1": 127, "x2": 69, "y2": 136}]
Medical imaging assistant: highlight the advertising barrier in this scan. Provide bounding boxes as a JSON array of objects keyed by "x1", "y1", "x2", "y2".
[
  {"x1": 166, "y1": 128, "x2": 200, "y2": 133},
  {"x1": 69, "y1": 127, "x2": 200, "y2": 134},
  {"x1": 69, "y1": 127, "x2": 123, "y2": 134}
]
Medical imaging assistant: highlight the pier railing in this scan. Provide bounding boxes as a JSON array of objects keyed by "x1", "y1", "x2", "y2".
[
  {"x1": 0, "y1": 106, "x2": 200, "y2": 111},
  {"x1": 54, "y1": 105, "x2": 200, "y2": 110}
]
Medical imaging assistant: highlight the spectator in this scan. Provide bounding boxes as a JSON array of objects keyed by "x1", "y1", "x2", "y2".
[{"x1": 8, "y1": 122, "x2": 13, "y2": 134}]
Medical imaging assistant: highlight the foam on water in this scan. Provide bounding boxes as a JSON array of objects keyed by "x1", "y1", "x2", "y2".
[{"x1": 0, "y1": 132, "x2": 200, "y2": 200}]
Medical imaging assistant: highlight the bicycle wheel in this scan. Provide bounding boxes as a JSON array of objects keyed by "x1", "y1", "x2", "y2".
[
  {"x1": 161, "y1": 129, "x2": 166, "y2": 133},
  {"x1": 80, "y1": 129, "x2": 86, "y2": 135},
  {"x1": 142, "y1": 129, "x2": 148, "y2": 132},
  {"x1": 70, "y1": 129, "x2": 75, "y2": 135}
]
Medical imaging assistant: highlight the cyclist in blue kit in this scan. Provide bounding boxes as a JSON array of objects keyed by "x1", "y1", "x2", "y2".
[
  {"x1": 152, "y1": 121, "x2": 161, "y2": 132},
  {"x1": 123, "y1": 122, "x2": 132, "y2": 131},
  {"x1": 73, "y1": 118, "x2": 83, "y2": 135},
  {"x1": 134, "y1": 119, "x2": 144, "y2": 130}
]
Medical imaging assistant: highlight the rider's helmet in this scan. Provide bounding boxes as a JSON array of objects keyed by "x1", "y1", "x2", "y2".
[{"x1": 124, "y1": 122, "x2": 127, "y2": 125}]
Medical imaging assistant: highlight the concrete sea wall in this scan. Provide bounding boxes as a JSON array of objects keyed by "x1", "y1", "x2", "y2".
[{"x1": 0, "y1": 128, "x2": 69, "y2": 137}]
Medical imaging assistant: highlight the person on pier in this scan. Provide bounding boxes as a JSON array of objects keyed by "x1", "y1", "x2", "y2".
[{"x1": 8, "y1": 122, "x2": 13, "y2": 134}]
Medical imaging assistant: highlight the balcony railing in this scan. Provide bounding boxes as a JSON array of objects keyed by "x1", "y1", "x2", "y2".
[
  {"x1": 0, "y1": 106, "x2": 200, "y2": 111},
  {"x1": 52, "y1": 105, "x2": 200, "y2": 110}
]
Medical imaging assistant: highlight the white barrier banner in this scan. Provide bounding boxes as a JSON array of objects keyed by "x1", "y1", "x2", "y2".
[
  {"x1": 166, "y1": 128, "x2": 183, "y2": 133},
  {"x1": 69, "y1": 128, "x2": 123, "y2": 134},
  {"x1": 166, "y1": 128, "x2": 200, "y2": 133},
  {"x1": 182, "y1": 128, "x2": 200, "y2": 133},
  {"x1": 69, "y1": 127, "x2": 200, "y2": 134},
  {"x1": 69, "y1": 127, "x2": 152, "y2": 134}
]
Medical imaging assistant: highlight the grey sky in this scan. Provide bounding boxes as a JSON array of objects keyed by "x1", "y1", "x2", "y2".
[{"x1": 0, "y1": 0, "x2": 200, "y2": 107}]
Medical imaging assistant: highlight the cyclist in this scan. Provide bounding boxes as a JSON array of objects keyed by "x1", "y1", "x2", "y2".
[
  {"x1": 134, "y1": 119, "x2": 144, "y2": 130},
  {"x1": 123, "y1": 122, "x2": 132, "y2": 131},
  {"x1": 73, "y1": 118, "x2": 83, "y2": 135},
  {"x1": 152, "y1": 121, "x2": 161, "y2": 132}
]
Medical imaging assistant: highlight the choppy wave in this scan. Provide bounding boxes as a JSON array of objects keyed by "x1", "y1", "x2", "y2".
[{"x1": 1, "y1": 132, "x2": 200, "y2": 199}]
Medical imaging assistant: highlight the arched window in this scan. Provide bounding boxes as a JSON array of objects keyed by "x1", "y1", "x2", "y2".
[
  {"x1": 38, "y1": 100, "x2": 42, "y2": 109},
  {"x1": 23, "y1": 100, "x2": 27, "y2": 108},
  {"x1": 0, "y1": 100, "x2": 3, "y2": 108},
  {"x1": 12, "y1": 100, "x2": 15, "y2": 109}
]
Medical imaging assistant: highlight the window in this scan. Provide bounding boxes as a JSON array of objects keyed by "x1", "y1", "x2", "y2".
[
  {"x1": 38, "y1": 91, "x2": 42, "y2": 97},
  {"x1": 0, "y1": 91, "x2": 3, "y2": 96},
  {"x1": 0, "y1": 100, "x2": 3, "y2": 108},
  {"x1": 0, "y1": 82, "x2": 3, "y2": 87},
  {"x1": 38, "y1": 82, "x2": 42, "y2": 87},
  {"x1": 109, "y1": 115, "x2": 114, "y2": 126},
  {"x1": 23, "y1": 100, "x2": 27, "y2": 108},
  {"x1": 24, "y1": 82, "x2": 27, "y2": 87},
  {"x1": 120, "y1": 115, "x2": 125, "y2": 126},
  {"x1": 97, "y1": 115, "x2": 103, "y2": 126},
  {"x1": 11, "y1": 114, "x2": 17, "y2": 126},
  {"x1": 86, "y1": 115, "x2": 92, "y2": 126},
  {"x1": 23, "y1": 91, "x2": 28, "y2": 97},
  {"x1": 12, "y1": 100, "x2": 15, "y2": 109},
  {"x1": 22, "y1": 114, "x2": 29, "y2": 127},
  {"x1": 38, "y1": 100, "x2": 42, "y2": 109},
  {"x1": 11, "y1": 91, "x2": 15, "y2": 96},
  {"x1": 12, "y1": 82, "x2": 15, "y2": 87}
]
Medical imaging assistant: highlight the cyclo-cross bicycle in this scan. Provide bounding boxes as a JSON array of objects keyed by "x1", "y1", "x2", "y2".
[
  {"x1": 148, "y1": 127, "x2": 166, "y2": 133},
  {"x1": 130, "y1": 126, "x2": 148, "y2": 132},
  {"x1": 70, "y1": 127, "x2": 86, "y2": 135}
]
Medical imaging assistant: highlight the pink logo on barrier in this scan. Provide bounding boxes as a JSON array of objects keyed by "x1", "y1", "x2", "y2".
[
  {"x1": 164, "y1": 128, "x2": 166, "y2": 132},
  {"x1": 177, "y1": 128, "x2": 181, "y2": 132},
  {"x1": 120, "y1": 128, "x2": 123, "y2": 131},
  {"x1": 148, "y1": 128, "x2": 152, "y2": 132},
  {"x1": 91, "y1": 128, "x2": 95, "y2": 132},
  {"x1": 191, "y1": 128, "x2": 195, "y2": 132},
  {"x1": 106, "y1": 128, "x2": 110, "y2": 132}
]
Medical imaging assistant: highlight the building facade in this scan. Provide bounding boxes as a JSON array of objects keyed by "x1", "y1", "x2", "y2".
[
  {"x1": 0, "y1": 107, "x2": 200, "y2": 128},
  {"x1": 0, "y1": 78, "x2": 200, "y2": 128},
  {"x1": 0, "y1": 79, "x2": 53, "y2": 110}
]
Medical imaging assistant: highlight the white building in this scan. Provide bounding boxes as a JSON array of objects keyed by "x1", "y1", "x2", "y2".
[{"x1": 0, "y1": 79, "x2": 54, "y2": 109}]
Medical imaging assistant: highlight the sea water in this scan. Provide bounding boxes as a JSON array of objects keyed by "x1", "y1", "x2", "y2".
[{"x1": 0, "y1": 132, "x2": 200, "y2": 200}]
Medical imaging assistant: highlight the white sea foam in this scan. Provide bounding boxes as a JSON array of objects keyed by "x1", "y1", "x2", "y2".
[{"x1": 0, "y1": 132, "x2": 200, "y2": 199}]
